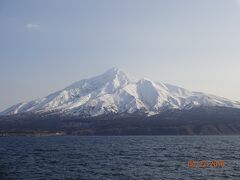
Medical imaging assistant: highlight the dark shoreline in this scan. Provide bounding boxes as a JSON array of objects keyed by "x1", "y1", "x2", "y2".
[
  {"x1": 1, "y1": 132, "x2": 240, "y2": 137},
  {"x1": 1, "y1": 106, "x2": 240, "y2": 136}
]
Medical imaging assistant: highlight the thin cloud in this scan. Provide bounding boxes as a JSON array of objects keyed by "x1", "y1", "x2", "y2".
[{"x1": 25, "y1": 23, "x2": 40, "y2": 31}]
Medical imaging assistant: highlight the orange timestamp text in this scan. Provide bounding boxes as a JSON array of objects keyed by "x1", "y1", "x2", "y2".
[{"x1": 187, "y1": 160, "x2": 224, "y2": 168}]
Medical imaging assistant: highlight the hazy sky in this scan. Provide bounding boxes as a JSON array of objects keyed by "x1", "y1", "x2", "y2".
[{"x1": 1, "y1": 0, "x2": 240, "y2": 111}]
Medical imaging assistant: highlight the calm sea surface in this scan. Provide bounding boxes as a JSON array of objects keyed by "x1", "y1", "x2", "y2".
[{"x1": 0, "y1": 136, "x2": 240, "y2": 180}]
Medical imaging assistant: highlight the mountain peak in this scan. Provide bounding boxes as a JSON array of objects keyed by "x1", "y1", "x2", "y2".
[
  {"x1": 105, "y1": 67, "x2": 122, "y2": 73},
  {"x1": 65, "y1": 67, "x2": 136, "y2": 91},
  {"x1": 101, "y1": 67, "x2": 137, "y2": 83},
  {"x1": 102, "y1": 67, "x2": 127, "y2": 77}
]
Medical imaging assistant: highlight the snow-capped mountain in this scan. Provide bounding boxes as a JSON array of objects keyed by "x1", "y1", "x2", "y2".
[{"x1": 1, "y1": 67, "x2": 240, "y2": 117}]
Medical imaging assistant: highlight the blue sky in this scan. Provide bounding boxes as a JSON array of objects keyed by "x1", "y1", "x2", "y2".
[{"x1": 1, "y1": 0, "x2": 240, "y2": 110}]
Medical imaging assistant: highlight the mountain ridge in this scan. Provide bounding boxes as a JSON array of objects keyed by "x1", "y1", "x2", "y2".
[{"x1": 1, "y1": 67, "x2": 240, "y2": 117}]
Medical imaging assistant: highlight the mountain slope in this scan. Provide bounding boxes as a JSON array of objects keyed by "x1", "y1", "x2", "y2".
[{"x1": 1, "y1": 68, "x2": 240, "y2": 117}]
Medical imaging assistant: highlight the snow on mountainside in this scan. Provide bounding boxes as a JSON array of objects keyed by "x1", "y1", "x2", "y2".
[{"x1": 1, "y1": 67, "x2": 240, "y2": 117}]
